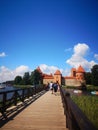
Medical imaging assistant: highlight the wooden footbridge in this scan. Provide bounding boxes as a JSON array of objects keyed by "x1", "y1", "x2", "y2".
[
  {"x1": 0, "y1": 87, "x2": 97, "y2": 130},
  {"x1": 0, "y1": 89, "x2": 68, "y2": 130}
]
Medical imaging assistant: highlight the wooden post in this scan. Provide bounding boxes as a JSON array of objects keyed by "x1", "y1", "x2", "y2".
[
  {"x1": 1, "y1": 92, "x2": 7, "y2": 119},
  {"x1": 14, "y1": 90, "x2": 18, "y2": 106},
  {"x1": 2, "y1": 92, "x2": 6, "y2": 112},
  {"x1": 22, "y1": 89, "x2": 24, "y2": 102}
]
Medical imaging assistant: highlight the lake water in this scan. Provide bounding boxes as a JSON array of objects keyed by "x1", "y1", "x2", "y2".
[
  {"x1": 0, "y1": 86, "x2": 17, "y2": 92},
  {"x1": 0, "y1": 86, "x2": 21, "y2": 101}
]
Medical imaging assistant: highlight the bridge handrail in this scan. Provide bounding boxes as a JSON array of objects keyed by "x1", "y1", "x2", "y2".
[
  {"x1": 60, "y1": 87, "x2": 97, "y2": 130},
  {"x1": 0, "y1": 86, "x2": 45, "y2": 117}
]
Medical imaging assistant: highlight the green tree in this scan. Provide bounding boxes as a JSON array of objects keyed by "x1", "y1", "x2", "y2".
[
  {"x1": 14, "y1": 76, "x2": 23, "y2": 85},
  {"x1": 23, "y1": 72, "x2": 30, "y2": 85},
  {"x1": 85, "y1": 72, "x2": 92, "y2": 85},
  {"x1": 30, "y1": 69, "x2": 43, "y2": 85},
  {"x1": 91, "y1": 64, "x2": 98, "y2": 86}
]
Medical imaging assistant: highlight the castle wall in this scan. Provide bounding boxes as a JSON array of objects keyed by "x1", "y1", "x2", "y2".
[
  {"x1": 65, "y1": 79, "x2": 81, "y2": 86},
  {"x1": 76, "y1": 72, "x2": 84, "y2": 80},
  {"x1": 54, "y1": 75, "x2": 61, "y2": 85},
  {"x1": 43, "y1": 78, "x2": 54, "y2": 85}
]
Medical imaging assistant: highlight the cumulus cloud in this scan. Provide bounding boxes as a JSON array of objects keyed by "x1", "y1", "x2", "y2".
[
  {"x1": 0, "y1": 52, "x2": 7, "y2": 57},
  {"x1": 0, "y1": 65, "x2": 31, "y2": 83},
  {"x1": 94, "y1": 54, "x2": 98, "y2": 60},
  {"x1": 39, "y1": 64, "x2": 69, "y2": 76},
  {"x1": 0, "y1": 66, "x2": 14, "y2": 83},
  {"x1": 73, "y1": 43, "x2": 89, "y2": 56},
  {"x1": 14, "y1": 65, "x2": 30, "y2": 76},
  {"x1": 66, "y1": 43, "x2": 97, "y2": 71},
  {"x1": 39, "y1": 64, "x2": 58, "y2": 74}
]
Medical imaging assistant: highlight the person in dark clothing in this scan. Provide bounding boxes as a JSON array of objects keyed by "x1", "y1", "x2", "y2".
[{"x1": 53, "y1": 82, "x2": 58, "y2": 95}]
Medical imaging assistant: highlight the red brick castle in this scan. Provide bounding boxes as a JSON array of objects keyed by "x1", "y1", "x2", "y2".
[{"x1": 36, "y1": 65, "x2": 86, "y2": 87}]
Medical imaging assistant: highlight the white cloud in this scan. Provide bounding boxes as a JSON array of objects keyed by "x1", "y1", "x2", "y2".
[
  {"x1": 39, "y1": 64, "x2": 70, "y2": 76},
  {"x1": 0, "y1": 66, "x2": 14, "y2": 83},
  {"x1": 39, "y1": 64, "x2": 58, "y2": 74},
  {"x1": 0, "y1": 65, "x2": 31, "y2": 83},
  {"x1": 74, "y1": 43, "x2": 89, "y2": 56},
  {"x1": 66, "y1": 43, "x2": 97, "y2": 71},
  {"x1": 14, "y1": 65, "x2": 30, "y2": 76},
  {"x1": 0, "y1": 52, "x2": 7, "y2": 57},
  {"x1": 94, "y1": 54, "x2": 98, "y2": 60}
]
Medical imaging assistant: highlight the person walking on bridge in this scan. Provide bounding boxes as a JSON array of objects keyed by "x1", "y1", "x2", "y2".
[
  {"x1": 49, "y1": 81, "x2": 54, "y2": 94},
  {"x1": 52, "y1": 82, "x2": 58, "y2": 95}
]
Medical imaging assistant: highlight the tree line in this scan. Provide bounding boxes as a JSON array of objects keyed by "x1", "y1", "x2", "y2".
[
  {"x1": 4, "y1": 64, "x2": 98, "y2": 86},
  {"x1": 85, "y1": 64, "x2": 98, "y2": 86},
  {"x1": 5, "y1": 69, "x2": 43, "y2": 86}
]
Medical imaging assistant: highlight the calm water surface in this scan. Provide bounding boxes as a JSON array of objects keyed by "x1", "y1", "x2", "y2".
[{"x1": 0, "y1": 86, "x2": 21, "y2": 101}]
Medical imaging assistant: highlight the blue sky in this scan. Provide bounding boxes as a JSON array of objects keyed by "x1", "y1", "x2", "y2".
[{"x1": 0, "y1": 0, "x2": 98, "y2": 82}]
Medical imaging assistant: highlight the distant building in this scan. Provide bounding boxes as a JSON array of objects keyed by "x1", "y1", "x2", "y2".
[
  {"x1": 65, "y1": 65, "x2": 86, "y2": 87},
  {"x1": 36, "y1": 67, "x2": 62, "y2": 85},
  {"x1": 36, "y1": 65, "x2": 86, "y2": 87}
]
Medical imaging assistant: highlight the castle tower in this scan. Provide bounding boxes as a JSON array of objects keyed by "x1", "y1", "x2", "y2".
[
  {"x1": 36, "y1": 66, "x2": 42, "y2": 74},
  {"x1": 71, "y1": 68, "x2": 76, "y2": 77},
  {"x1": 54, "y1": 70, "x2": 62, "y2": 85},
  {"x1": 76, "y1": 65, "x2": 85, "y2": 80}
]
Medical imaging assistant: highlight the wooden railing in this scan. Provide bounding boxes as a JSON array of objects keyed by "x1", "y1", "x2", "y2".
[
  {"x1": 0, "y1": 86, "x2": 45, "y2": 118},
  {"x1": 60, "y1": 87, "x2": 97, "y2": 130}
]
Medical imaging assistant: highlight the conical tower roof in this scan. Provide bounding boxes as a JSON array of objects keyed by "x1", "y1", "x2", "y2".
[
  {"x1": 36, "y1": 66, "x2": 42, "y2": 73},
  {"x1": 71, "y1": 68, "x2": 76, "y2": 71},
  {"x1": 54, "y1": 70, "x2": 61, "y2": 75},
  {"x1": 77, "y1": 65, "x2": 85, "y2": 73}
]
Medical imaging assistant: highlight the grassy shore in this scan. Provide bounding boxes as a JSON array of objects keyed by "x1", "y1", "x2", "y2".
[
  {"x1": 65, "y1": 85, "x2": 98, "y2": 91},
  {"x1": 71, "y1": 94, "x2": 98, "y2": 129},
  {"x1": 63, "y1": 85, "x2": 98, "y2": 129},
  {"x1": 13, "y1": 85, "x2": 32, "y2": 88}
]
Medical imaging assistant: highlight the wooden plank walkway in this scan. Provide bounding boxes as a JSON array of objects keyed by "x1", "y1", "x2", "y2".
[{"x1": 0, "y1": 91, "x2": 68, "y2": 130}]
